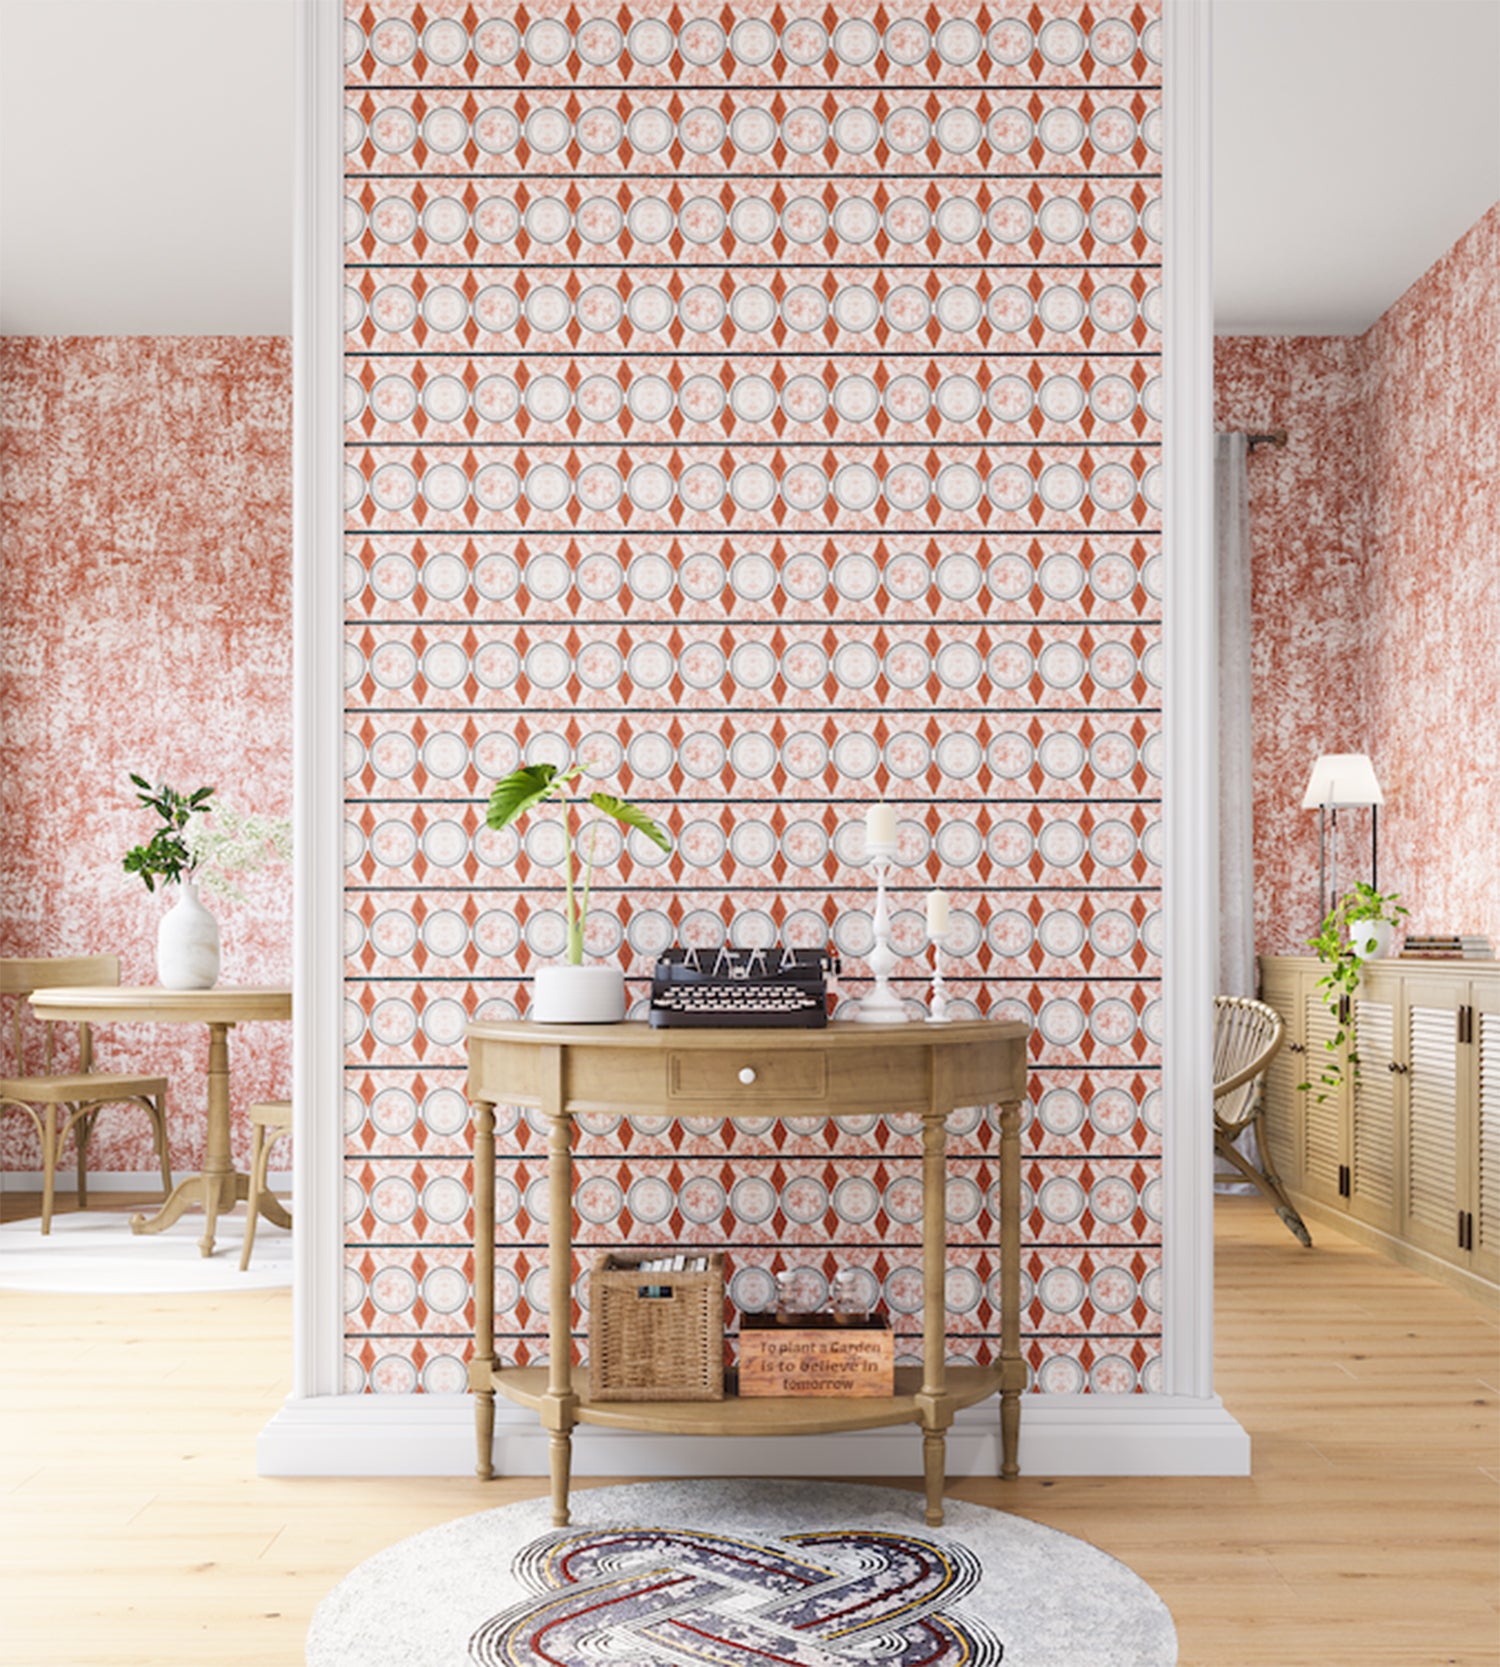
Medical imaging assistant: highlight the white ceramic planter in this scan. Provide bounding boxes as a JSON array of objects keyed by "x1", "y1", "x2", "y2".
[
  {"x1": 531, "y1": 964, "x2": 625, "y2": 1024},
  {"x1": 157, "y1": 880, "x2": 221, "y2": 989},
  {"x1": 1350, "y1": 918, "x2": 1395, "y2": 961}
]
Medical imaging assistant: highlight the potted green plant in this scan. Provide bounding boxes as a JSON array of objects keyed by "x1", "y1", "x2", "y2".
[
  {"x1": 487, "y1": 760, "x2": 670, "y2": 1023},
  {"x1": 123, "y1": 776, "x2": 219, "y2": 989},
  {"x1": 1304, "y1": 882, "x2": 1409, "y2": 1099}
]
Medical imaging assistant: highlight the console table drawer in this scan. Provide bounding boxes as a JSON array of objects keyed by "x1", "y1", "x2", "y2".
[{"x1": 668, "y1": 1050, "x2": 827, "y2": 1102}]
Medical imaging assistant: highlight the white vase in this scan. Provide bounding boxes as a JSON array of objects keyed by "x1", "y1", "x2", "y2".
[
  {"x1": 531, "y1": 964, "x2": 625, "y2": 1024},
  {"x1": 157, "y1": 880, "x2": 221, "y2": 989},
  {"x1": 1350, "y1": 918, "x2": 1395, "y2": 961}
]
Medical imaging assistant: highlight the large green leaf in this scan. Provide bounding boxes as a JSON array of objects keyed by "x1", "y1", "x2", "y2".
[
  {"x1": 487, "y1": 764, "x2": 563, "y2": 830},
  {"x1": 590, "y1": 791, "x2": 671, "y2": 851}
]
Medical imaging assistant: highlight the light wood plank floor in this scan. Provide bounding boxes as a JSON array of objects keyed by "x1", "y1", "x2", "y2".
[{"x1": 1, "y1": 1193, "x2": 1496, "y2": 1666}]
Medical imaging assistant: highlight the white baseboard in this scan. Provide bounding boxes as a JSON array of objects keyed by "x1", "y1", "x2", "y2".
[
  {"x1": 257, "y1": 1393, "x2": 1250, "y2": 1479},
  {"x1": 2, "y1": 1170, "x2": 293, "y2": 1193}
]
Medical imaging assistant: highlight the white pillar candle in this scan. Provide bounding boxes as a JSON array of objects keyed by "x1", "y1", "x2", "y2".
[
  {"x1": 926, "y1": 889, "x2": 950, "y2": 936},
  {"x1": 865, "y1": 801, "x2": 897, "y2": 849}
]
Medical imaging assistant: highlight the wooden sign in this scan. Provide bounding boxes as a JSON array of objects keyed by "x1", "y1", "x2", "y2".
[{"x1": 737, "y1": 1314, "x2": 894, "y2": 1398}]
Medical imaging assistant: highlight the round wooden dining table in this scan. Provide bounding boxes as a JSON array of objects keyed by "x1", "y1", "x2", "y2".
[{"x1": 26, "y1": 985, "x2": 292, "y2": 1258}]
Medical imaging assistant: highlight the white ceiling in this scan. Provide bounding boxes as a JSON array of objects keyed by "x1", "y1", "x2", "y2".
[
  {"x1": 0, "y1": 0, "x2": 295, "y2": 335},
  {"x1": 0, "y1": 0, "x2": 1496, "y2": 336},
  {"x1": 1213, "y1": 0, "x2": 1499, "y2": 334}
]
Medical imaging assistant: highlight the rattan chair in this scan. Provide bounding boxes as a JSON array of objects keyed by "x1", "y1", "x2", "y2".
[
  {"x1": 1213, "y1": 994, "x2": 1311, "y2": 1247},
  {"x1": 0, "y1": 955, "x2": 172, "y2": 1234}
]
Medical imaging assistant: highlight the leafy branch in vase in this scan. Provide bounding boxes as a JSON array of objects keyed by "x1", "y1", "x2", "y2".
[{"x1": 122, "y1": 776, "x2": 216, "y2": 892}]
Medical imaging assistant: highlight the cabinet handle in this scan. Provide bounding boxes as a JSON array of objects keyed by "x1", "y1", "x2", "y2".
[
  {"x1": 1387, "y1": 1061, "x2": 1409, "y2": 1074},
  {"x1": 1288, "y1": 1042, "x2": 1305, "y2": 1055},
  {"x1": 738, "y1": 1066, "x2": 757, "y2": 1086}
]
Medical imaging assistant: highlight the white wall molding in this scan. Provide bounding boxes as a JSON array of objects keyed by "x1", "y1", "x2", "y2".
[
  {"x1": 258, "y1": 1392, "x2": 1249, "y2": 1479},
  {"x1": 291, "y1": 0, "x2": 348, "y2": 1402},
  {"x1": 1160, "y1": 0, "x2": 1228, "y2": 1417}
]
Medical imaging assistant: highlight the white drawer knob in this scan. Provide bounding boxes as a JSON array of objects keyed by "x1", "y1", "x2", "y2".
[{"x1": 738, "y1": 1066, "x2": 757, "y2": 1086}]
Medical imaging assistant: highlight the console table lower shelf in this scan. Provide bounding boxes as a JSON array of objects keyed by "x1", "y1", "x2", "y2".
[
  {"x1": 485, "y1": 1363, "x2": 1001, "y2": 1434},
  {"x1": 471, "y1": 1366, "x2": 1008, "y2": 1524},
  {"x1": 465, "y1": 1017, "x2": 1029, "y2": 1528}
]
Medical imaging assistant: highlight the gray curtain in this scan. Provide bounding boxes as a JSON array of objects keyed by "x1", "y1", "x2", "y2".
[
  {"x1": 1215, "y1": 433, "x2": 1255, "y2": 999},
  {"x1": 1215, "y1": 433, "x2": 1258, "y2": 1184}
]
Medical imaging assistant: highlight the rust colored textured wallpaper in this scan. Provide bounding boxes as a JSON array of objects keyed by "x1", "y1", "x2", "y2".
[
  {"x1": 1215, "y1": 202, "x2": 1499, "y2": 957},
  {"x1": 1213, "y1": 333, "x2": 1370, "y2": 952},
  {"x1": 1361, "y1": 204, "x2": 1499, "y2": 946},
  {"x1": 0, "y1": 337, "x2": 294, "y2": 1175}
]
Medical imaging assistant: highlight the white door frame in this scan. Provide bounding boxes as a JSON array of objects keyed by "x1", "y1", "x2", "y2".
[
  {"x1": 288, "y1": 0, "x2": 347, "y2": 1402},
  {"x1": 264, "y1": 0, "x2": 1247, "y2": 1474}
]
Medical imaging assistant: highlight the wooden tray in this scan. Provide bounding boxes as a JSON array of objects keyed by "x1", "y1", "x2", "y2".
[{"x1": 737, "y1": 1311, "x2": 894, "y2": 1398}]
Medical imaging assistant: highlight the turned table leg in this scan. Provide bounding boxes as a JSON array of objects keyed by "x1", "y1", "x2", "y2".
[
  {"x1": 198, "y1": 1021, "x2": 234, "y2": 1257},
  {"x1": 543, "y1": 1048, "x2": 575, "y2": 1527},
  {"x1": 1000, "y1": 1099, "x2": 1024, "y2": 1479},
  {"x1": 920, "y1": 1077, "x2": 950, "y2": 1526},
  {"x1": 549, "y1": 1432, "x2": 572, "y2": 1528},
  {"x1": 922, "y1": 1430, "x2": 947, "y2": 1528},
  {"x1": 473, "y1": 1098, "x2": 496, "y2": 1480}
]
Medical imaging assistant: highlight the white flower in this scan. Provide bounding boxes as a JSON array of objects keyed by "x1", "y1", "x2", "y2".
[{"x1": 185, "y1": 807, "x2": 292, "y2": 902}]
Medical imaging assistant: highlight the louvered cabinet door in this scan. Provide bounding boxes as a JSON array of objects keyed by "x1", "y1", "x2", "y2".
[
  {"x1": 1301, "y1": 983, "x2": 1346, "y2": 1206},
  {"x1": 1472, "y1": 994, "x2": 1500, "y2": 1285},
  {"x1": 1403, "y1": 983, "x2": 1468, "y2": 1262},
  {"x1": 1258, "y1": 963, "x2": 1304, "y2": 1190},
  {"x1": 1349, "y1": 991, "x2": 1399, "y2": 1231}
]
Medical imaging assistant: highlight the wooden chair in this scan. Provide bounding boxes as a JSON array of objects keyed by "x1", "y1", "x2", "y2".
[
  {"x1": 240, "y1": 1098, "x2": 291, "y2": 1271},
  {"x1": 1, "y1": 956, "x2": 172, "y2": 1234},
  {"x1": 1213, "y1": 994, "x2": 1311, "y2": 1247}
]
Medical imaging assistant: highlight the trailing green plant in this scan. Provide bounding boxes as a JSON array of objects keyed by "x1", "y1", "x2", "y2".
[
  {"x1": 486, "y1": 761, "x2": 670, "y2": 965},
  {"x1": 1301, "y1": 882, "x2": 1409, "y2": 1100},
  {"x1": 122, "y1": 776, "x2": 216, "y2": 892}
]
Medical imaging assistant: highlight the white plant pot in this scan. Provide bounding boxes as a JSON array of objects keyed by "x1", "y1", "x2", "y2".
[
  {"x1": 157, "y1": 880, "x2": 221, "y2": 989},
  {"x1": 531, "y1": 964, "x2": 625, "y2": 1024},
  {"x1": 1350, "y1": 918, "x2": 1395, "y2": 961}
]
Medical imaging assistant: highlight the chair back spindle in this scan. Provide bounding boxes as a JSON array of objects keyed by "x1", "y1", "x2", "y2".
[
  {"x1": 0, "y1": 954, "x2": 171, "y2": 1237},
  {"x1": 0, "y1": 956, "x2": 121, "y2": 1077}
]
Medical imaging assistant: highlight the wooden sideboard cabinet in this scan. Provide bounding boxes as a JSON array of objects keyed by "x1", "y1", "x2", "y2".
[
  {"x1": 1259, "y1": 956, "x2": 1499, "y2": 1304},
  {"x1": 465, "y1": 1017, "x2": 1029, "y2": 1528}
]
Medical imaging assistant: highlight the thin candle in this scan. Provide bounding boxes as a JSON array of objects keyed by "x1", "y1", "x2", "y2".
[{"x1": 926, "y1": 889, "x2": 950, "y2": 937}]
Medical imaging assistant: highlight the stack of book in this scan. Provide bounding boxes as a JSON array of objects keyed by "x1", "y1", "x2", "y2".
[
  {"x1": 633, "y1": 1254, "x2": 714, "y2": 1274},
  {"x1": 1399, "y1": 934, "x2": 1494, "y2": 960}
]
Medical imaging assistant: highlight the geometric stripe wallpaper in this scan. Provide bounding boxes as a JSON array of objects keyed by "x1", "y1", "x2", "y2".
[{"x1": 342, "y1": 1, "x2": 1163, "y2": 1397}]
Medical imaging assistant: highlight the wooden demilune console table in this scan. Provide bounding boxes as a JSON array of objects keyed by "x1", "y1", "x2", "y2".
[{"x1": 466, "y1": 1017, "x2": 1029, "y2": 1527}]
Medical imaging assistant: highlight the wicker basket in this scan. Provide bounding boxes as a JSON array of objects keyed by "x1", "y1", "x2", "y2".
[{"x1": 587, "y1": 1250, "x2": 725, "y2": 1402}]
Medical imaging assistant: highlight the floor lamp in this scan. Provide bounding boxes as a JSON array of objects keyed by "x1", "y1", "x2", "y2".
[{"x1": 1303, "y1": 753, "x2": 1383, "y2": 925}]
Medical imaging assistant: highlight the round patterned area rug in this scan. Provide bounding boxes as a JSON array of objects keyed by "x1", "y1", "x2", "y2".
[{"x1": 307, "y1": 1479, "x2": 1176, "y2": 1666}]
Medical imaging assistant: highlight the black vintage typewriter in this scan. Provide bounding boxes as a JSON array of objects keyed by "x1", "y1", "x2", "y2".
[{"x1": 648, "y1": 946, "x2": 836, "y2": 1029}]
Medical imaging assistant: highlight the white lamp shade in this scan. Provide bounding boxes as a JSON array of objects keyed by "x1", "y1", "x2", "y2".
[{"x1": 1302, "y1": 753, "x2": 1384, "y2": 809}]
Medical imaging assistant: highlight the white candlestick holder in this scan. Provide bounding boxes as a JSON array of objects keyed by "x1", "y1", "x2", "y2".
[
  {"x1": 926, "y1": 932, "x2": 952, "y2": 1024},
  {"x1": 854, "y1": 845, "x2": 909, "y2": 1024}
]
